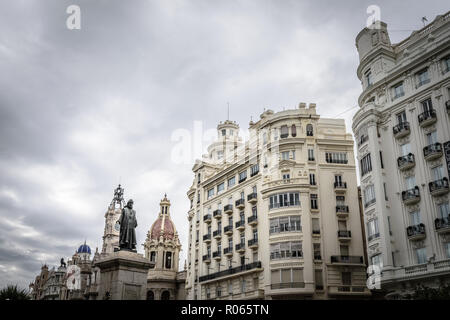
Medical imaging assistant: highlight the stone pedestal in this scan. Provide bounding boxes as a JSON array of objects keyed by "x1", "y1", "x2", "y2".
[{"x1": 95, "y1": 250, "x2": 152, "y2": 300}]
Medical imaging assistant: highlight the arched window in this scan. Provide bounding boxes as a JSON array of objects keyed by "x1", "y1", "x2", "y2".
[
  {"x1": 146, "y1": 290, "x2": 154, "y2": 300},
  {"x1": 165, "y1": 252, "x2": 172, "y2": 269},
  {"x1": 306, "y1": 124, "x2": 313, "y2": 136},
  {"x1": 161, "y1": 290, "x2": 170, "y2": 300},
  {"x1": 291, "y1": 125, "x2": 297, "y2": 137}
]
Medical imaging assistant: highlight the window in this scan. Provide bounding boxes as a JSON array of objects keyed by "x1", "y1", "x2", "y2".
[
  {"x1": 250, "y1": 164, "x2": 259, "y2": 177},
  {"x1": 365, "y1": 70, "x2": 372, "y2": 87},
  {"x1": 270, "y1": 241, "x2": 303, "y2": 260},
  {"x1": 360, "y1": 153, "x2": 372, "y2": 176},
  {"x1": 308, "y1": 149, "x2": 315, "y2": 161},
  {"x1": 196, "y1": 230, "x2": 199, "y2": 242},
  {"x1": 379, "y1": 151, "x2": 384, "y2": 169},
  {"x1": 252, "y1": 206, "x2": 257, "y2": 217},
  {"x1": 217, "y1": 150, "x2": 223, "y2": 160},
  {"x1": 431, "y1": 165, "x2": 444, "y2": 181},
  {"x1": 165, "y1": 252, "x2": 172, "y2": 269},
  {"x1": 269, "y1": 216, "x2": 301, "y2": 234},
  {"x1": 269, "y1": 192, "x2": 300, "y2": 210},
  {"x1": 216, "y1": 286, "x2": 221, "y2": 297},
  {"x1": 281, "y1": 151, "x2": 290, "y2": 160},
  {"x1": 397, "y1": 111, "x2": 407, "y2": 124},
  {"x1": 150, "y1": 251, "x2": 156, "y2": 266},
  {"x1": 238, "y1": 170, "x2": 247, "y2": 183},
  {"x1": 443, "y1": 56, "x2": 450, "y2": 73},
  {"x1": 336, "y1": 195, "x2": 345, "y2": 206},
  {"x1": 426, "y1": 131, "x2": 437, "y2": 145},
  {"x1": 217, "y1": 182, "x2": 224, "y2": 193},
  {"x1": 416, "y1": 68, "x2": 430, "y2": 87},
  {"x1": 438, "y1": 202, "x2": 449, "y2": 220},
  {"x1": 416, "y1": 247, "x2": 427, "y2": 264},
  {"x1": 363, "y1": 184, "x2": 376, "y2": 207},
  {"x1": 292, "y1": 150, "x2": 296, "y2": 160},
  {"x1": 241, "y1": 279, "x2": 246, "y2": 293},
  {"x1": 280, "y1": 125, "x2": 289, "y2": 138},
  {"x1": 273, "y1": 128, "x2": 278, "y2": 141},
  {"x1": 392, "y1": 82, "x2": 405, "y2": 99},
  {"x1": 445, "y1": 242, "x2": 450, "y2": 258},
  {"x1": 384, "y1": 183, "x2": 388, "y2": 201},
  {"x1": 367, "y1": 218, "x2": 379, "y2": 241},
  {"x1": 410, "y1": 210, "x2": 421, "y2": 226},
  {"x1": 221, "y1": 129, "x2": 226, "y2": 136},
  {"x1": 340, "y1": 245, "x2": 349, "y2": 256},
  {"x1": 326, "y1": 152, "x2": 348, "y2": 164},
  {"x1": 262, "y1": 132, "x2": 268, "y2": 145},
  {"x1": 282, "y1": 173, "x2": 290, "y2": 182},
  {"x1": 230, "y1": 129, "x2": 234, "y2": 136},
  {"x1": 228, "y1": 176, "x2": 235, "y2": 187},
  {"x1": 197, "y1": 191, "x2": 200, "y2": 203},
  {"x1": 335, "y1": 175, "x2": 343, "y2": 187},
  {"x1": 312, "y1": 218, "x2": 320, "y2": 234},
  {"x1": 207, "y1": 188, "x2": 214, "y2": 199},
  {"x1": 405, "y1": 175, "x2": 416, "y2": 190},
  {"x1": 310, "y1": 194, "x2": 318, "y2": 210},
  {"x1": 421, "y1": 98, "x2": 433, "y2": 113},
  {"x1": 342, "y1": 272, "x2": 352, "y2": 286},
  {"x1": 313, "y1": 243, "x2": 321, "y2": 260},
  {"x1": 400, "y1": 143, "x2": 411, "y2": 156},
  {"x1": 291, "y1": 125, "x2": 297, "y2": 137},
  {"x1": 228, "y1": 282, "x2": 233, "y2": 295},
  {"x1": 306, "y1": 124, "x2": 313, "y2": 136},
  {"x1": 309, "y1": 173, "x2": 316, "y2": 185}
]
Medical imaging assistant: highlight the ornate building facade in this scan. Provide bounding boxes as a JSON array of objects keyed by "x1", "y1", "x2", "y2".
[
  {"x1": 143, "y1": 195, "x2": 186, "y2": 300},
  {"x1": 185, "y1": 105, "x2": 370, "y2": 299},
  {"x1": 352, "y1": 11, "x2": 450, "y2": 298}
]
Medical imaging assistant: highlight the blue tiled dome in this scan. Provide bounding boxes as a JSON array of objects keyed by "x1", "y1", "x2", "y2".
[{"x1": 77, "y1": 243, "x2": 91, "y2": 254}]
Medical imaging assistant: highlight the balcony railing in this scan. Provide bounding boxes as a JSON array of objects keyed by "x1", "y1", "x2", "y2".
[
  {"x1": 223, "y1": 247, "x2": 233, "y2": 255},
  {"x1": 212, "y1": 251, "x2": 221, "y2": 259},
  {"x1": 235, "y1": 220, "x2": 245, "y2": 229},
  {"x1": 247, "y1": 193, "x2": 258, "y2": 203},
  {"x1": 224, "y1": 225, "x2": 233, "y2": 234},
  {"x1": 358, "y1": 135, "x2": 369, "y2": 147},
  {"x1": 338, "y1": 230, "x2": 352, "y2": 238},
  {"x1": 393, "y1": 121, "x2": 410, "y2": 138},
  {"x1": 235, "y1": 198, "x2": 245, "y2": 208},
  {"x1": 336, "y1": 205, "x2": 349, "y2": 213},
  {"x1": 407, "y1": 223, "x2": 426, "y2": 239},
  {"x1": 235, "y1": 243, "x2": 245, "y2": 252},
  {"x1": 213, "y1": 209, "x2": 222, "y2": 218},
  {"x1": 248, "y1": 215, "x2": 258, "y2": 224},
  {"x1": 203, "y1": 214, "x2": 212, "y2": 222},
  {"x1": 331, "y1": 256, "x2": 364, "y2": 264},
  {"x1": 202, "y1": 254, "x2": 211, "y2": 262},
  {"x1": 418, "y1": 109, "x2": 437, "y2": 126},
  {"x1": 213, "y1": 230, "x2": 222, "y2": 238},
  {"x1": 334, "y1": 182, "x2": 347, "y2": 189},
  {"x1": 435, "y1": 218, "x2": 450, "y2": 232},
  {"x1": 248, "y1": 238, "x2": 258, "y2": 247},
  {"x1": 397, "y1": 153, "x2": 415, "y2": 170},
  {"x1": 224, "y1": 204, "x2": 233, "y2": 214},
  {"x1": 271, "y1": 282, "x2": 305, "y2": 289},
  {"x1": 402, "y1": 186, "x2": 420, "y2": 204},
  {"x1": 368, "y1": 233, "x2": 380, "y2": 242},
  {"x1": 203, "y1": 234, "x2": 211, "y2": 242},
  {"x1": 423, "y1": 142, "x2": 442, "y2": 160},
  {"x1": 199, "y1": 261, "x2": 262, "y2": 282},
  {"x1": 429, "y1": 177, "x2": 449, "y2": 195}
]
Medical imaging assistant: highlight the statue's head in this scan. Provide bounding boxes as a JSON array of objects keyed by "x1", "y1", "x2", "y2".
[{"x1": 127, "y1": 199, "x2": 134, "y2": 208}]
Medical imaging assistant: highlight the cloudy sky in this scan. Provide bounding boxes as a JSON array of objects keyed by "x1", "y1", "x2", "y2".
[{"x1": 0, "y1": 0, "x2": 448, "y2": 289}]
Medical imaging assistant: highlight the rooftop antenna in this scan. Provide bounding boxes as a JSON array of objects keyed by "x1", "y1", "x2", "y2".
[{"x1": 421, "y1": 16, "x2": 428, "y2": 27}]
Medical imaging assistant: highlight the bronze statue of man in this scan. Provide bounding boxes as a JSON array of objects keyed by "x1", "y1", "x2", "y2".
[{"x1": 117, "y1": 199, "x2": 138, "y2": 251}]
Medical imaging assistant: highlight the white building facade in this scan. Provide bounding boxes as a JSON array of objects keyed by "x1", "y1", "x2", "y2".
[
  {"x1": 185, "y1": 104, "x2": 370, "y2": 300},
  {"x1": 352, "y1": 12, "x2": 450, "y2": 298}
]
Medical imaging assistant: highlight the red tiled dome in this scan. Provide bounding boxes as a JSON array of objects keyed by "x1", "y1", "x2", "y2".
[{"x1": 150, "y1": 216, "x2": 175, "y2": 240}]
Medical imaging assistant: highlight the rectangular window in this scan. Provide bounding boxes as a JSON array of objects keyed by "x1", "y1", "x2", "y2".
[
  {"x1": 416, "y1": 68, "x2": 430, "y2": 87},
  {"x1": 238, "y1": 170, "x2": 247, "y2": 183},
  {"x1": 410, "y1": 210, "x2": 421, "y2": 226},
  {"x1": 427, "y1": 131, "x2": 437, "y2": 145},
  {"x1": 367, "y1": 218, "x2": 379, "y2": 241},
  {"x1": 313, "y1": 243, "x2": 321, "y2": 260},
  {"x1": 405, "y1": 176, "x2": 416, "y2": 190},
  {"x1": 310, "y1": 194, "x2": 318, "y2": 210},
  {"x1": 250, "y1": 164, "x2": 259, "y2": 177},
  {"x1": 308, "y1": 149, "x2": 315, "y2": 161},
  {"x1": 422, "y1": 98, "x2": 433, "y2": 113},
  {"x1": 397, "y1": 111, "x2": 407, "y2": 124},
  {"x1": 443, "y1": 56, "x2": 450, "y2": 73},
  {"x1": 228, "y1": 176, "x2": 235, "y2": 187},
  {"x1": 342, "y1": 272, "x2": 352, "y2": 285},
  {"x1": 269, "y1": 192, "x2": 300, "y2": 210},
  {"x1": 365, "y1": 70, "x2": 372, "y2": 87},
  {"x1": 431, "y1": 165, "x2": 444, "y2": 181},
  {"x1": 438, "y1": 202, "x2": 449, "y2": 219},
  {"x1": 281, "y1": 151, "x2": 290, "y2": 160},
  {"x1": 315, "y1": 270, "x2": 323, "y2": 289},
  {"x1": 360, "y1": 153, "x2": 372, "y2": 176},
  {"x1": 309, "y1": 173, "x2": 316, "y2": 185},
  {"x1": 392, "y1": 82, "x2": 405, "y2": 99},
  {"x1": 379, "y1": 151, "x2": 384, "y2": 169},
  {"x1": 445, "y1": 242, "x2": 450, "y2": 258},
  {"x1": 326, "y1": 152, "x2": 348, "y2": 164},
  {"x1": 280, "y1": 125, "x2": 289, "y2": 138},
  {"x1": 207, "y1": 188, "x2": 214, "y2": 199},
  {"x1": 363, "y1": 184, "x2": 376, "y2": 207},
  {"x1": 312, "y1": 218, "x2": 320, "y2": 234},
  {"x1": 217, "y1": 150, "x2": 223, "y2": 160},
  {"x1": 416, "y1": 247, "x2": 427, "y2": 264},
  {"x1": 217, "y1": 182, "x2": 225, "y2": 193}
]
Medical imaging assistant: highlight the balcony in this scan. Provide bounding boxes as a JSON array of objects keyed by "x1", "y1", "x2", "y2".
[
  {"x1": 429, "y1": 178, "x2": 449, "y2": 196},
  {"x1": 330, "y1": 255, "x2": 364, "y2": 265},
  {"x1": 247, "y1": 193, "x2": 258, "y2": 204},
  {"x1": 312, "y1": 229, "x2": 321, "y2": 237},
  {"x1": 397, "y1": 153, "x2": 415, "y2": 171},
  {"x1": 235, "y1": 220, "x2": 245, "y2": 231},
  {"x1": 224, "y1": 204, "x2": 233, "y2": 215},
  {"x1": 203, "y1": 214, "x2": 212, "y2": 223},
  {"x1": 223, "y1": 247, "x2": 233, "y2": 257},
  {"x1": 213, "y1": 230, "x2": 222, "y2": 239},
  {"x1": 202, "y1": 254, "x2": 211, "y2": 263},
  {"x1": 248, "y1": 215, "x2": 258, "y2": 226},
  {"x1": 446, "y1": 100, "x2": 450, "y2": 113},
  {"x1": 271, "y1": 282, "x2": 305, "y2": 290},
  {"x1": 235, "y1": 198, "x2": 245, "y2": 209},
  {"x1": 336, "y1": 205, "x2": 349, "y2": 217},
  {"x1": 203, "y1": 234, "x2": 211, "y2": 243},
  {"x1": 235, "y1": 243, "x2": 245, "y2": 253},
  {"x1": 393, "y1": 122, "x2": 410, "y2": 139},
  {"x1": 418, "y1": 109, "x2": 437, "y2": 127},
  {"x1": 402, "y1": 186, "x2": 420, "y2": 205},
  {"x1": 212, "y1": 251, "x2": 221, "y2": 260},
  {"x1": 423, "y1": 143, "x2": 443, "y2": 161},
  {"x1": 328, "y1": 285, "x2": 371, "y2": 296},
  {"x1": 435, "y1": 218, "x2": 450, "y2": 234},
  {"x1": 248, "y1": 238, "x2": 258, "y2": 249},
  {"x1": 224, "y1": 225, "x2": 233, "y2": 235},
  {"x1": 337, "y1": 230, "x2": 352, "y2": 242},
  {"x1": 199, "y1": 261, "x2": 261, "y2": 282},
  {"x1": 334, "y1": 182, "x2": 347, "y2": 193},
  {"x1": 213, "y1": 209, "x2": 222, "y2": 219},
  {"x1": 407, "y1": 223, "x2": 426, "y2": 241}
]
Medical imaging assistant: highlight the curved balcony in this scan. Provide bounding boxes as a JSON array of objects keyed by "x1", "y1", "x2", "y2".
[
  {"x1": 203, "y1": 234, "x2": 211, "y2": 243},
  {"x1": 334, "y1": 182, "x2": 347, "y2": 193},
  {"x1": 397, "y1": 153, "x2": 415, "y2": 171},
  {"x1": 418, "y1": 109, "x2": 437, "y2": 127},
  {"x1": 235, "y1": 243, "x2": 245, "y2": 253},
  {"x1": 224, "y1": 204, "x2": 233, "y2": 215},
  {"x1": 402, "y1": 186, "x2": 420, "y2": 205},
  {"x1": 338, "y1": 230, "x2": 352, "y2": 242},
  {"x1": 223, "y1": 247, "x2": 233, "y2": 257},
  {"x1": 235, "y1": 199, "x2": 245, "y2": 209},
  {"x1": 406, "y1": 223, "x2": 426, "y2": 241},
  {"x1": 224, "y1": 225, "x2": 233, "y2": 235},
  {"x1": 202, "y1": 254, "x2": 211, "y2": 263},
  {"x1": 330, "y1": 255, "x2": 364, "y2": 265},
  {"x1": 235, "y1": 220, "x2": 245, "y2": 231},
  {"x1": 212, "y1": 251, "x2": 221, "y2": 260},
  {"x1": 247, "y1": 193, "x2": 258, "y2": 204},
  {"x1": 435, "y1": 218, "x2": 450, "y2": 234},
  {"x1": 213, "y1": 209, "x2": 222, "y2": 219},
  {"x1": 248, "y1": 238, "x2": 258, "y2": 249},
  {"x1": 393, "y1": 122, "x2": 410, "y2": 139},
  {"x1": 203, "y1": 214, "x2": 212, "y2": 223},
  {"x1": 336, "y1": 205, "x2": 349, "y2": 218},
  {"x1": 248, "y1": 215, "x2": 258, "y2": 226},
  {"x1": 213, "y1": 230, "x2": 222, "y2": 239},
  {"x1": 429, "y1": 178, "x2": 449, "y2": 197},
  {"x1": 423, "y1": 143, "x2": 442, "y2": 161}
]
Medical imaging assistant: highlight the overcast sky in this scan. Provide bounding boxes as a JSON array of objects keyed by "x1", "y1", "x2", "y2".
[{"x1": 0, "y1": 0, "x2": 448, "y2": 290}]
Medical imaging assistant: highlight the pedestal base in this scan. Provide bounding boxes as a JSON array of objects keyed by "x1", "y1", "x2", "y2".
[{"x1": 95, "y1": 250, "x2": 151, "y2": 300}]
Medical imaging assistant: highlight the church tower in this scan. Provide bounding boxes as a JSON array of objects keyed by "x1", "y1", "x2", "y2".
[
  {"x1": 143, "y1": 194, "x2": 182, "y2": 300},
  {"x1": 101, "y1": 185, "x2": 124, "y2": 256}
]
